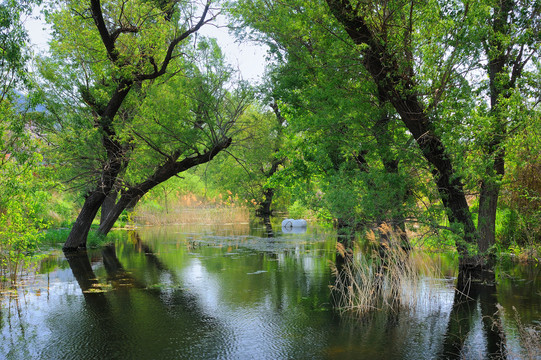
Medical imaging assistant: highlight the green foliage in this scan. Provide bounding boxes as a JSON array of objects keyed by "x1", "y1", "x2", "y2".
[
  {"x1": 0, "y1": 0, "x2": 41, "y2": 88},
  {"x1": 287, "y1": 200, "x2": 308, "y2": 219},
  {"x1": 229, "y1": 0, "x2": 424, "y2": 229},
  {"x1": 0, "y1": 151, "x2": 50, "y2": 283},
  {"x1": 227, "y1": 0, "x2": 541, "y2": 262},
  {"x1": 41, "y1": 228, "x2": 70, "y2": 247},
  {"x1": 0, "y1": 0, "x2": 56, "y2": 283},
  {"x1": 30, "y1": 0, "x2": 254, "y2": 243},
  {"x1": 198, "y1": 104, "x2": 285, "y2": 208},
  {"x1": 1, "y1": 0, "x2": 540, "y2": 271}
]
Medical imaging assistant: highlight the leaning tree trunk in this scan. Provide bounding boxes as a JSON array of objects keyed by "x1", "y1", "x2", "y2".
[
  {"x1": 64, "y1": 136, "x2": 127, "y2": 250},
  {"x1": 63, "y1": 191, "x2": 108, "y2": 250},
  {"x1": 63, "y1": 1, "x2": 213, "y2": 251},
  {"x1": 326, "y1": 0, "x2": 478, "y2": 269},
  {"x1": 63, "y1": 83, "x2": 132, "y2": 251},
  {"x1": 100, "y1": 186, "x2": 119, "y2": 226},
  {"x1": 98, "y1": 138, "x2": 233, "y2": 236},
  {"x1": 64, "y1": 162, "x2": 124, "y2": 250}
]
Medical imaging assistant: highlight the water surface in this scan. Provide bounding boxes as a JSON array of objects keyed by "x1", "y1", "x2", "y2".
[{"x1": 1, "y1": 221, "x2": 540, "y2": 359}]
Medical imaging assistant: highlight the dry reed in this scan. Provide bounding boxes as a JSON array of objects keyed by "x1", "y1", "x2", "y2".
[{"x1": 330, "y1": 223, "x2": 439, "y2": 316}]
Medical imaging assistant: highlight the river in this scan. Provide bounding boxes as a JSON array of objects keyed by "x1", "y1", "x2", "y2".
[{"x1": 1, "y1": 220, "x2": 540, "y2": 359}]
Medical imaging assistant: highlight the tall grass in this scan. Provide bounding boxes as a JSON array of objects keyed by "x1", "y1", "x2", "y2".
[
  {"x1": 330, "y1": 223, "x2": 439, "y2": 316},
  {"x1": 134, "y1": 192, "x2": 250, "y2": 226}
]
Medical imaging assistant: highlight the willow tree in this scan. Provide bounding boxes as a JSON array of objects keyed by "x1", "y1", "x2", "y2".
[
  {"x1": 97, "y1": 39, "x2": 252, "y2": 235},
  {"x1": 39, "y1": 0, "x2": 220, "y2": 250}
]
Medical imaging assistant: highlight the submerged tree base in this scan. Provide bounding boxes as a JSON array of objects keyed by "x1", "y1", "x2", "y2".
[{"x1": 458, "y1": 255, "x2": 497, "y2": 290}]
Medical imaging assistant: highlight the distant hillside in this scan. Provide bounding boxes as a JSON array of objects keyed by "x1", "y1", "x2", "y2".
[{"x1": 14, "y1": 90, "x2": 46, "y2": 113}]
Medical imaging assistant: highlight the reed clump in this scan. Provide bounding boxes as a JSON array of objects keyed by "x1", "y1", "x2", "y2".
[{"x1": 330, "y1": 223, "x2": 436, "y2": 316}]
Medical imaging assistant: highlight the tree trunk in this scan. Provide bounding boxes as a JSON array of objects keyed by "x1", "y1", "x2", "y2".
[
  {"x1": 100, "y1": 186, "x2": 119, "y2": 225},
  {"x1": 64, "y1": 0, "x2": 213, "y2": 250},
  {"x1": 261, "y1": 215, "x2": 275, "y2": 237},
  {"x1": 478, "y1": 180, "x2": 500, "y2": 253},
  {"x1": 64, "y1": 81, "x2": 133, "y2": 250},
  {"x1": 476, "y1": 0, "x2": 514, "y2": 255},
  {"x1": 257, "y1": 187, "x2": 275, "y2": 217},
  {"x1": 63, "y1": 191, "x2": 107, "y2": 250},
  {"x1": 98, "y1": 138, "x2": 232, "y2": 236},
  {"x1": 256, "y1": 102, "x2": 286, "y2": 218},
  {"x1": 326, "y1": 0, "x2": 478, "y2": 263},
  {"x1": 98, "y1": 194, "x2": 134, "y2": 236}
]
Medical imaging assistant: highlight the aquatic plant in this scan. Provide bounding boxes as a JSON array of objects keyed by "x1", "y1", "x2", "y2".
[{"x1": 329, "y1": 224, "x2": 435, "y2": 315}]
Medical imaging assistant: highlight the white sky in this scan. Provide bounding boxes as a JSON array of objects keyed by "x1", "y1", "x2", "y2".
[{"x1": 24, "y1": 7, "x2": 268, "y2": 83}]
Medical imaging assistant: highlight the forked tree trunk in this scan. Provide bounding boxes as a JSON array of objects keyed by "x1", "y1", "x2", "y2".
[
  {"x1": 63, "y1": 1, "x2": 212, "y2": 251},
  {"x1": 97, "y1": 138, "x2": 232, "y2": 236},
  {"x1": 98, "y1": 194, "x2": 134, "y2": 236},
  {"x1": 64, "y1": 79, "x2": 133, "y2": 251}
]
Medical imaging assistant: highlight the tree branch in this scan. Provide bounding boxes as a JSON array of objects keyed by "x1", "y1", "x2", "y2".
[
  {"x1": 137, "y1": 1, "x2": 215, "y2": 81},
  {"x1": 90, "y1": 0, "x2": 118, "y2": 62}
]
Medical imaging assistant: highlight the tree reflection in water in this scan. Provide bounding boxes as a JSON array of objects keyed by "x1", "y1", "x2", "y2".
[
  {"x1": 331, "y1": 229, "x2": 509, "y2": 359},
  {"x1": 441, "y1": 270, "x2": 506, "y2": 359},
  {"x1": 21, "y1": 227, "x2": 537, "y2": 359},
  {"x1": 61, "y1": 236, "x2": 224, "y2": 360}
]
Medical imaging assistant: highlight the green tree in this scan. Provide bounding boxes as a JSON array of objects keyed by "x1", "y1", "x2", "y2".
[
  {"x1": 325, "y1": 0, "x2": 539, "y2": 269},
  {"x1": 230, "y1": 0, "x2": 418, "y2": 237},
  {"x1": 1, "y1": 0, "x2": 50, "y2": 282},
  {"x1": 201, "y1": 98, "x2": 287, "y2": 215},
  {"x1": 96, "y1": 39, "x2": 252, "y2": 235},
  {"x1": 231, "y1": 0, "x2": 541, "y2": 274},
  {"x1": 38, "y1": 0, "x2": 218, "y2": 250}
]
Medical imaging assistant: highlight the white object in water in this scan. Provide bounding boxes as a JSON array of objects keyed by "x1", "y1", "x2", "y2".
[{"x1": 281, "y1": 219, "x2": 307, "y2": 229}]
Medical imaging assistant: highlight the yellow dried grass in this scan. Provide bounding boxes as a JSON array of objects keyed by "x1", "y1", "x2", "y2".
[
  {"x1": 330, "y1": 224, "x2": 440, "y2": 316},
  {"x1": 134, "y1": 192, "x2": 250, "y2": 226}
]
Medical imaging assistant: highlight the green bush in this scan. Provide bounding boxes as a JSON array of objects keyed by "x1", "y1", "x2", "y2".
[{"x1": 287, "y1": 200, "x2": 308, "y2": 219}]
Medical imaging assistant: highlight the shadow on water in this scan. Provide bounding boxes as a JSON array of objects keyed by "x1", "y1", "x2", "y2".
[
  {"x1": 330, "y1": 226, "x2": 522, "y2": 359},
  {"x1": 55, "y1": 238, "x2": 227, "y2": 360}
]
